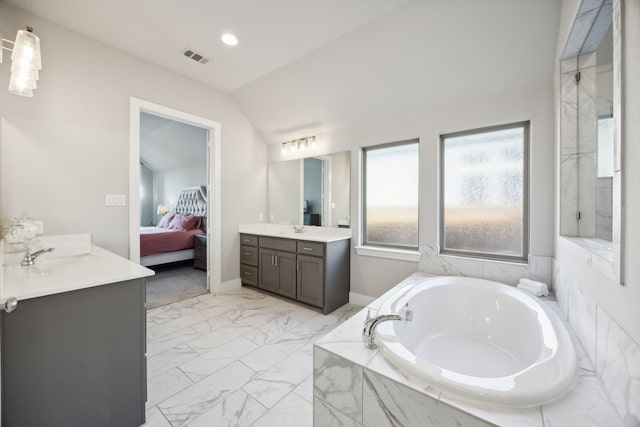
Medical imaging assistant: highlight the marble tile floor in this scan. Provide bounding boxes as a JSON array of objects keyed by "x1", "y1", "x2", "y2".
[{"x1": 143, "y1": 285, "x2": 362, "y2": 427}]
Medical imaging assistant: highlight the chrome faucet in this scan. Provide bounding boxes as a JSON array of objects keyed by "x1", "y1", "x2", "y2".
[
  {"x1": 21, "y1": 247, "x2": 54, "y2": 266},
  {"x1": 293, "y1": 225, "x2": 304, "y2": 233},
  {"x1": 362, "y1": 303, "x2": 413, "y2": 350}
]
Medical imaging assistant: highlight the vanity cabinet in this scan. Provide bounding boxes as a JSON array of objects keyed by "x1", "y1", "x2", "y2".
[
  {"x1": 0, "y1": 278, "x2": 146, "y2": 427},
  {"x1": 240, "y1": 233, "x2": 350, "y2": 313}
]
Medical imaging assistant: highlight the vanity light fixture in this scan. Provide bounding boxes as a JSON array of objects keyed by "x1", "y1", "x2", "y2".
[
  {"x1": 281, "y1": 136, "x2": 317, "y2": 157},
  {"x1": 0, "y1": 26, "x2": 42, "y2": 97}
]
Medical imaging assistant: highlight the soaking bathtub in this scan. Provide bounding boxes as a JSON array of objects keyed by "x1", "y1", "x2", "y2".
[{"x1": 374, "y1": 276, "x2": 576, "y2": 407}]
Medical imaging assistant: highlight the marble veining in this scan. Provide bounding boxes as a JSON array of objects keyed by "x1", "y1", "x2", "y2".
[
  {"x1": 145, "y1": 285, "x2": 360, "y2": 427},
  {"x1": 418, "y1": 245, "x2": 553, "y2": 286},
  {"x1": 314, "y1": 272, "x2": 623, "y2": 427}
]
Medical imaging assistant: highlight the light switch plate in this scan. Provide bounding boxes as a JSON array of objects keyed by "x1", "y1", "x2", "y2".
[{"x1": 106, "y1": 194, "x2": 126, "y2": 207}]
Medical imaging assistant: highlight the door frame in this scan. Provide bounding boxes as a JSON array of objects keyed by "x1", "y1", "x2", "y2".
[{"x1": 128, "y1": 97, "x2": 222, "y2": 293}]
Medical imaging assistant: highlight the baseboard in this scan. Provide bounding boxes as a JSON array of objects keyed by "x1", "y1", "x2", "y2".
[
  {"x1": 349, "y1": 291, "x2": 376, "y2": 306},
  {"x1": 216, "y1": 278, "x2": 242, "y2": 294}
]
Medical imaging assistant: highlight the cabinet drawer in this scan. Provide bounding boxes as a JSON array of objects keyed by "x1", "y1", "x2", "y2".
[
  {"x1": 297, "y1": 241, "x2": 324, "y2": 256},
  {"x1": 259, "y1": 236, "x2": 296, "y2": 252},
  {"x1": 240, "y1": 234, "x2": 258, "y2": 247},
  {"x1": 241, "y1": 245, "x2": 258, "y2": 266},
  {"x1": 241, "y1": 265, "x2": 258, "y2": 286}
]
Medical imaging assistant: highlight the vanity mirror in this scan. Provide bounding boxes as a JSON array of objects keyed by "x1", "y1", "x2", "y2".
[
  {"x1": 560, "y1": 0, "x2": 623, "y2": 284},
  {"x1": 267, "y1": 151, "x2": 350, "y2": 228}
]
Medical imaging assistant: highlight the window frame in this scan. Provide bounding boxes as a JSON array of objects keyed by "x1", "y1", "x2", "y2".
[
  {"x1": 362, "y1": 138, "x2": 420, "y2": 251},
  {"x1": 439, "y1": 121, "x2": 530, "y2": 263}
]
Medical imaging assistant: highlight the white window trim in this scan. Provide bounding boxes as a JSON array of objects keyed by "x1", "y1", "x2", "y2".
[{"x1": 354, "y1": 245, "x2": 422, "y2": 262}]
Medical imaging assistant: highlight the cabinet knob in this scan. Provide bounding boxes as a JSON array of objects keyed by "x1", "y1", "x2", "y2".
[{"x1": 1, "y1": 297, "x2": 18, "y2": 313}]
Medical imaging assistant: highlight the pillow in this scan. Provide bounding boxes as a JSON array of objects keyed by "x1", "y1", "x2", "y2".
[
  {"x1": 157, "y1": 212, "x2": 176, "y2": 228},
  {"x1": 168, "y1": 213, "x2": 200, "y2": 231}
]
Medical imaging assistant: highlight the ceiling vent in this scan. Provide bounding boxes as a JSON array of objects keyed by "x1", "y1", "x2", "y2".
[{"x1": 182, "y1": 48, "x2": 210, "y2": 65}]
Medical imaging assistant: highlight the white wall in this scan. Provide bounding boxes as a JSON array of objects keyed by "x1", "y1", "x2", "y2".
[
  {"x1": 269, "y1": 82, "x2": 556, "y2": 298},
  {"x1": 0, "y1": 2, "x2": 267, "y2": 283},
  {"x1": 329, "y1": 150, "x2": 350, "y2": 227},
  {"x1": 553, "y1": 0, "x2": 640, "y2": 345}
]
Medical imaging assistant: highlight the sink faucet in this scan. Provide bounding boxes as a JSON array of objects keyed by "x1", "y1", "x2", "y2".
[
  {"x1": 21, "y1": 247, "x2": 55, "y2": 266},
  {"x1": 293, "y1": 225, "x2": 304, "y2": 233},
  {"x1": 362, "y1": 303, "x2": 413, "y2": 349}
]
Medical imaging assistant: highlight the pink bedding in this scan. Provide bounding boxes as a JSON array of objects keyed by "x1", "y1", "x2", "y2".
[{"x1": 140, "y1": 226, "x2": 203, "y2": 257}]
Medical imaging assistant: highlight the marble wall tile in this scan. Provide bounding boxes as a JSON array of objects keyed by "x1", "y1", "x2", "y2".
[
  {"x1": 314, "y1": 346, "x2": 363, "y2": 422},
  {"x1": 418, "y1": 246, "x2": 483, "y2": 278},
  {"x1": 481, "y1": 261, "x2": 528, "y2": 286},
  {"x1": 561, "y1": 57, "x2": 578, "y2": 74},
  {"x1": 577, "y1": 153, "x2": 597, "y2": 237},
  {"x1": 314, "y1": 397, "x2": 362, "y2": 427},
  {"x1": 362, "y1": 370, "x2": 492, "y2": 427},
  {"x1": 560, "y1": 71, "x2": 579, "y2": 155},
  {"x1": 542, "y1": 370, "x2": 622, "y2": 426},
  {"x1": 596, "y1": 177, "x2": 613, "y2": 241},
  {"x1": 568, "y1": 273, "x2": 597, "y2": 366},
  {"x1": 187, "y1": 389, "x2": 266, "y2": 427},
  {"x1": 577, "y1": 66, "x2": 596, "y2": 156},
  {"x1": 560, "y1": 154, "x2": 580, "y2": 236},
  {"x1": 157, "y1": 360, "x2": 255, "y2": 426},
  {"x1": 596, "y1": 306, "x2": 640, "y2": 425},
  {"x1": 528, "y1": 255, "x2": 553, "y2": 284},
  {"x1": 552, "y1": 261, "x2": 570, "y2": 319}
]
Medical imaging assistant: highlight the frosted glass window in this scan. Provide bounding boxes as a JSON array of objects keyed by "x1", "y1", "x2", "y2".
[
  {"x1": 363, "y1": 140, "x2": 419, "y2": 248},
  {"x1": 441, "y1": 122, "x2": 529, "y2": 261}
]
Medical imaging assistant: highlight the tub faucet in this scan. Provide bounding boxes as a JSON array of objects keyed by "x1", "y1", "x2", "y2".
[
  {"x1": 362, "y1": 304, "x2": 413, "y2": 350},
  {"x1": 21, "y1": 247, "x2": 55, "y2": 266}
]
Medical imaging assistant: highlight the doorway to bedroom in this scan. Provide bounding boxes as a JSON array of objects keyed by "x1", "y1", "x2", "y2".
[{"x1": 129, "y1": 98, "x2": 222, "y2": 308}]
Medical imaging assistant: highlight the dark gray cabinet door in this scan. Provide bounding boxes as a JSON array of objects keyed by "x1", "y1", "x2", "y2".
[
  {"x1": 259, "y1": 248, "x2": 278, "y2": 292},
  {"x1": 297, "y1": 254, "x2": 324, "y2": 308},
  {"x1": 275, "y1": 251, "x2": 297, "y2": 299},
  {"x1": 1, "y1": 279, "x2": 146, "y2": 427}
]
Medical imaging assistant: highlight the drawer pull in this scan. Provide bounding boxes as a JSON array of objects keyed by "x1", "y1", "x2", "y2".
[
  {"x1": 303, "y1": 247, "x2": 313, "y2": 251},
  {"x1": 244, "y1": 271, "x2": 250, "y2": 276},
  {"x1": 243, "y1": 239, "x2": 251, "y2": 243},
  {"x1": 244, "y1": 252, "x2": 252, "y2": 256}
]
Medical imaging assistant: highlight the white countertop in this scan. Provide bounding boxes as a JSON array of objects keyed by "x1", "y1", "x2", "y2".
[
  {"x1": 1, "y1": 234, "x2": 154, "y2": 301},
  {"x1": 239, "y1": 223, "x2": 351, "y2": 242}
]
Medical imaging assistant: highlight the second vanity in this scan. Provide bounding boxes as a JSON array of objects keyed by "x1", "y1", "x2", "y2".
[
  {"x1": 239, "y1": 224, "x2": 351, "y2": 314},
  {"x1": 0, "y1": 234, "x2": 154, "y2": 427}
]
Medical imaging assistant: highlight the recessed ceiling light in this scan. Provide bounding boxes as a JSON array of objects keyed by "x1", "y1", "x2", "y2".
[{"x1": 221, "y1": 33, "x2": 238, "y2": 46}]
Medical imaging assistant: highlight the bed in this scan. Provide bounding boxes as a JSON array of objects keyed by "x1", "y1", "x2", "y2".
[{"x1": 140, "y1": 186, "x2": 207, "y2": 267}]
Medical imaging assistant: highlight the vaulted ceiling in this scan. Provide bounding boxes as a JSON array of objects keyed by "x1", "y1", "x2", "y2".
[{"x1": 8, "y1": 0, "x2": 562, "y2": 144}]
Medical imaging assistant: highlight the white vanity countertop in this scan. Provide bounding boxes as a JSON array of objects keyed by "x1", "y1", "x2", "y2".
[
  {"x1": 239, "y1": 223, "x2": 351, "y2": 242},
  {"x1": 1, "y1": 234, "x2": 154, "y2": 301}
]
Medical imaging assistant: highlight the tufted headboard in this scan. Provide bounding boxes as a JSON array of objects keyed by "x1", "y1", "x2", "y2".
[{"x1": 175, "y1": 186, "x2": 207, "y2": 219}]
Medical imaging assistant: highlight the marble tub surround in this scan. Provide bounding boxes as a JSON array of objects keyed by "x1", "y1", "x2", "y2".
[
  {"x1": 238, "y1": 223, "x2": 351, "y2": 242},
  {"x1": 1, "y1": 233, "x2": 154, "y2": 300},
  {"x1": 144, "y1": 285, "x2": 361, "y2": 427},
  {"x1": 314, "y1": 273, "x2": 623, "y2": 427},
  {"x1": 418, "y1": 245, "x2": 552, "y2": 286},
  {"x1": 554, "y1": 261, "x2": 640, "y2": 425}
]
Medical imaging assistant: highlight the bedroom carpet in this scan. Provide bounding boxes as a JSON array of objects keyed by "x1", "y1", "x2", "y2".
[{"x1": 146, "y1": 262, "x2": 208, "y2": 309}]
